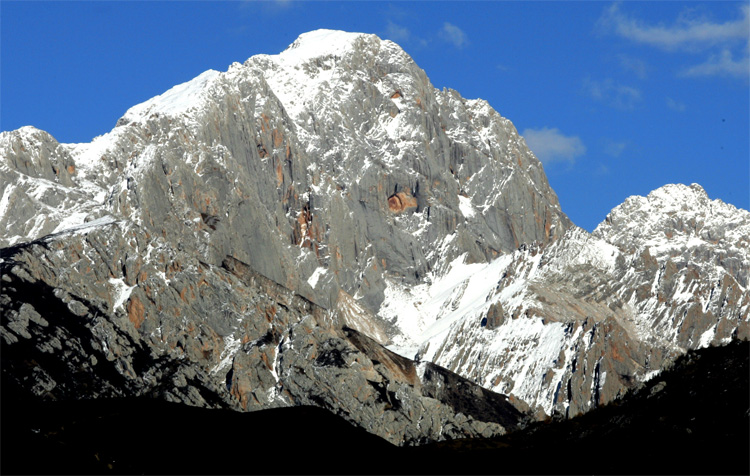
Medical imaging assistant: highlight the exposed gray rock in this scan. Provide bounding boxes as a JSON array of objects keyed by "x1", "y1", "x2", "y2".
[
  {"x1": 1, "y1": 30, "x2": 746, "y2": 445},
  {"x1": 400, "y1": 185, "x2": 748, "y2": 419},
  {"x1": 0, "y1": 227, "x2": 525, "y2": 445},
  {"x1": 0, "y1": 31, "x2": 570, "y2": 317}
]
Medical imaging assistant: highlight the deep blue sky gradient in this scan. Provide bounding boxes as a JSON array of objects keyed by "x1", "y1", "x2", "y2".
[{"x1": 2, "y1": 1, "x2": 748, "y2": 231}]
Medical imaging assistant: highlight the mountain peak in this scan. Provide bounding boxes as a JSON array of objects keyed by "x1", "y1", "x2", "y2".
[
  {"x1": 116, "y1": 30, "x2": 395, "y2": 127},
  {"x1": 0, "y1": 125, "x2": 50, "y2": 143},
  {"x1": 609, "y1": 182, "x2": 724, "y2": 222},
  {"x1": 646, "y1": 182, "x2": 709, "y2": 206},
  {"x1": 119, "y1": 69, "x2": 220, "y2": 125},
  {"x1": 595, "y1": 182, "x2": 750, "y2": 256},
  {"x1": 280, "y1": 29, "x2": 377, "y2": 61},
  {"x1": 2, "y1": 27, "x2": 748, "y2": 453}
]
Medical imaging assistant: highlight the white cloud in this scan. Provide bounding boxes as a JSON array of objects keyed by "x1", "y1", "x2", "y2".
[
  {"x1": 383, "y1": 19, "x2": 428, "y2": 48},
  {"x1": 681, "y1": 48, "x2": 750, "y2": 78},
  {"x1": 598, "y1": 3, "x2": 749, "y2": 51},
  {"x1": 385, "y1": 20, "x2": 411, "y2": 43},
  {"x1": 598, "y1": 3, "x2": 749, "y2": 80},
  {"x1": 440, "y1": 22, "x2": 468, "y2": 48},
  {"x1": 522, "y1": 127, "x2": 586, "y2": 165},
  {"x1": 583, "y1": 78, "x2": 642, "y2": 110},
  {"x1": 665, "y1": 97, "x2": 687, "y2": 112}
]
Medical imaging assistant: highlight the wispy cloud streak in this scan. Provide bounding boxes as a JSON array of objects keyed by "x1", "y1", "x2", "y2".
[
  {"x1": 599, "y1": 3, "x2": 749, "y2": 51},
  {"x1": 583, "y1": 78, "x2": 642, "y2": 110},
  {"x1": 522, "y1": 127, "x2": 586, "y2": 165},
  {"x1": 440, "y1": 22, "x2": 468, "y2": 48},
  {"x1": 598, "y1": 3, "x2": 749, "y2": 79}
]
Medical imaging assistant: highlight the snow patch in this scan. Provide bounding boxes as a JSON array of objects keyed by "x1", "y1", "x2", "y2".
[
  {"x1": 109, "y1": 278, "x2": 136, "y2": 312},
  {"x1": 49, "y1": 215, "x2": 118, "y2": 238},
  {"x1": 307, "y1": 267, "x2": 327, "y2": 288},
  {"x1": 122, "y1": 70, "x2": 220, "y2": 123},
  {"x1": 51, "y1": 212, "x2": 89, "y2": 234},
  {"x1": 458, "y1": 195, "x2": 476, "y2": 218},
  {"x1": 383, "y1": 253, "x2": 515, "y2": 358},
  {"x1": 211, "y1": 335, "x2": 241, "y2": 375},
  {"x1": 279, "y1": 30, "x2": 366, "y2": 65},
  {"x1": 698, "y1": 324, "x2": 717, "y2": 348},
  {"x1": 0, "y1": 185, "x2": 13, "y2": 220}
]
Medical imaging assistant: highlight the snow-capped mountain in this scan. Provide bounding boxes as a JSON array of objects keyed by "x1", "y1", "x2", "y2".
[
  {"x1": 1, "y1": 30, "x2": 747, "y2": 444},
  {"x1": 1, "y1": 30, "x2": 569, "y2": 309},
  {"x1": 381, "y1": 183, "x2": 748, "y2": 417}
]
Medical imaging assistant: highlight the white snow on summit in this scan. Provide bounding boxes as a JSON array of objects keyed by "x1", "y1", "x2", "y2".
[
  {"x1": 121, "y1": 69, "x2": 220, "y2": 123},
  {"x1": 258, "y1": 30, "x2": 393, "y2": 120},
  {"x1": 279, "y1": 29, "x2": 368, "y2": 64},
  {"x1": 595, "y1": 183, "x2": 750, "y2": 257}
]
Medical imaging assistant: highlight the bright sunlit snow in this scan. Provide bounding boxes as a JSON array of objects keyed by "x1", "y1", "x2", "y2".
[{"x1": 122, "y1": 70, "x2": 220, "y2": 123}]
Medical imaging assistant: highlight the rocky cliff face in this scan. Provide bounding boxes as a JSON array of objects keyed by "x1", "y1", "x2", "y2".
[
  {"x1": 388, "y1": 183, "x2": 749, "y2": 418},
  {"x1": 1, "y1": 29, "x2": 747, "y2": 444},
  {"x1": 1, "y1": 227, "x2": 525, "y2": 445},
  {"x1": 0, "y1": 30, "x2": 569, "y2": 313},
  {"x1": 1, "y1": 30, "x2": 554, "y2": 444}
]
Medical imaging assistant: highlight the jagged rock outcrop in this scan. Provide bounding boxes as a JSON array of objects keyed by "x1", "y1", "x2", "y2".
[
  {"x1": 1, "y1": 225, "x2": 526, "y2": 444},
  {"x1": 387, "y1": 184, "x2": 748, "y2": 418}
]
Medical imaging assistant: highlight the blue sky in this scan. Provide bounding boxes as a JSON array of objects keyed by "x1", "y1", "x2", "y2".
[{"x1": 2, "y1": 1, "x2": 748, "y2": 231}]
